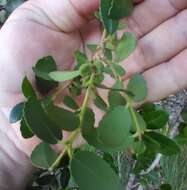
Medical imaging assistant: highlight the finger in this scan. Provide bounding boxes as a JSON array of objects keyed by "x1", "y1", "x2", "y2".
[
  {"x1": 22, "y1": 0, "x2": 143, "y2": 33},
  {"x1": 140, "y1": 49, "x2": 187, "y2": 102},
  {"x1": 17, "y1": 0, "x2": 100, "y2": 33},
  {"x1": 127, "y1": 0, "x2": 187, "y2": 38},
  {"x1": 123, "y1": 9, "x2": 187, "y2": 78}
]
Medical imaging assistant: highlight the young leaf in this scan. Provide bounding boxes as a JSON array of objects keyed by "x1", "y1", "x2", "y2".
[
  {"x1": 100, "y1": 0, "x2": 119, "y2": 34},
  {"x1": 33, "y1": 56, "x2": 57, "y2": 80},
  {"x1": 31, "y1": 142, "x2": 58, "y2": 169},
  {"x1": 94, "y1": 94, "x2": 108, "y2": 112},
  {"x1": 74, "y1": 51, "x2": 87, "y2": 69},
  {"x1": 79, "y1": 64, "x2": 92, "y2": 77},
  {"x1": 142, "y1": 110, "x2": 169, "y2": 129},
  {"x1": 9, "y1": 102, "x2": 24, "y2": 123},
  {"x1": 112, "y1": 64, "x2": 126, "y2": 76},
  {"x1": 132, "y1": 141, "x2": 146, "y2": 155},
  {"x1": 145, "y1": 132, "x2": 180, "y2": 156},
  {"x1": 108, "y1": 81, "x2": 126, "y2": 107},
  {"x1": 22, "y1": 76, "x2": 36, "y2": 98},
  {"x1": 104, "y1": 48, "x2": 113, "y2": 60},
  {"x1": 127, "y1": 73, "x2": 147, "y2": 102},
  {"x1": 108, "y1": 0, "x2": 133, "y2": 20},
  {"x1": 87, "y1": 44, "x2": 98, "y2": 53},
  {"x1": 71, "y1": 151, "x2": 123, "y2": 190},
  {"x1": 20, "y1": 118, "x2": 34, "y2": 139},
  {"x1": 49, "y1": 70, "x2": 80, "y2": 82},
  {"x1": 97, "y1": 106, "x2": 133, "y2": 150},
  {"x1": 115, "y1": 32, "x2": 136, "y2": 62},
  {"x1": 63, "y1": 96, "x2": 79, "y2": 110},
  {"x1": 45, "y1": 104, "x2": 79, "y2": 132},
  {"x1": 24, "y1": 97, "x2": 62, "y2": 144}
]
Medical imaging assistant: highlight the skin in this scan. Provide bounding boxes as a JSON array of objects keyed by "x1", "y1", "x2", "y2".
[{"x1": 0, "y1": 0, "x2": 187, "y2": 189}]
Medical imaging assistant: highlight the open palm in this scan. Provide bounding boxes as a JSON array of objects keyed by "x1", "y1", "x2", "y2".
[{"x1": 0, "y1": 0, "x2": 187, "y2": 170}]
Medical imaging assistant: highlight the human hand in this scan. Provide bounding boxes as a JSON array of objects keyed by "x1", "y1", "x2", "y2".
[{"x1": 0, "y1": 0, "x2": 187, "y2": 188}]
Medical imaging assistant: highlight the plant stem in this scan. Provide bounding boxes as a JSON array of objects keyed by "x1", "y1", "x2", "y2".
[
  {"x1": 48, "y1": 30, "x2": 106, "y2": 171},
  {"x1": 48, "y1": 75, "x2": 94, "y2": 171},
  {"x1": 79, "y1": 74, "x2": 95, "y2": 128},
  {"x1": 49, "y1": 147, "x2": 67, "y2": 172},
  {"x1": 102, "y1": 62, "x2": 143, "y2": 139},
  {"x1": 125, "y1": 95, "x2": 142, "y2": 139}
]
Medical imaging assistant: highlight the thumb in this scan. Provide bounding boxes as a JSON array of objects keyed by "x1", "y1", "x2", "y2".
[{"x1": 36, "y1": 0, "x2": 99, "y2": 32}]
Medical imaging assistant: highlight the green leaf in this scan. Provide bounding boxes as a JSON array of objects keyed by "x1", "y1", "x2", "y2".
[
  {"x1": 145, "y1": 132, "x2": 180, "y2": 156},
  {"x1": 115, "y1": 32, "x2": 136, "y2": 62},
  {"x1": 9, "y1": 102, "x2": 24, "y2": 123},
  {"x1": 94, "y1": 94, "x2": 108, "y2": 112},
  {"x1": 142, "y1": 110, "x2": 169, "y2": 129},
  {"x1": 31, "y1": 142, "x2": 58, "y2": 169},
  {"x1": 58, "y1": 167, "x2": 71, "y2": 189},
  {"x1": 74, "y1": 51, "x2": 87, "y2": 69},
  {"x1": 127, "y1": 73, "x2": 147, "y2": 102},
  {"x1": 79, "y1": 64, "x2": 92, "y2": 77},
  {"x1": 22, "y1": 76, "x2": 36, "y2": 98},
  {"x1": 35, "y1": 76, "x2": 58, "y2": 95},
  {"x1": 160, "y1": 184, "x2": 172, "y2": 190},
  {"x1": 143, "y1": 134, "x2": 160, "y2": 151},
  {"x1": 178, "y1": 122, "x2": 187, "y2": 137},
  {"x1": 181, "y1": 109, "x2": 187, "y2": 123},
  {"x1": 5, "y1": 0, "x2": 25, "y2": 14},
  {"x1": 141, "y1": 103, "x2": 156, "y2": 113},
  {"x1": 104, "y1": 48, "x2": 113, "y2": 60},
  {"x1": 45, "y1": 104, "x2": 79, "y2": 132},
  {"x1": 33, "y1": 56, "x2": 57, "y2": 81},
  {"x1": 174, "y1": 123, "x2": 187, "y2": 145},
  {"x1": 63, "y1": 96, "x2": 79, "y2": 110},
  {"x1": 102, "y1": 152, "x2": 118, "y2": 174},
  {"x1": 108, "y1": 0, "x2": 133, "y2": 19},
  {"x1": 82, "y1": 108, "x2": 95, "y2": 137},
  {"x1": 130, "y1": 111, "x2": 146, "y2": 132},
  {"x1": 49, "y1": 70, "x2": 80, "y2": 82},
  {"x1": 103, "y1": 66, "x2": 114, "y2": 76},
  {"x1": 112, "y1": 64, "x2": 126, "y2": 76},
  {"x1": 87, "y1": 44, "x2": 98, "y2": 53},
  {"x1": 20, "y1": 118, "x2": 34, "y2": 139},
  {"x1": 132, "y1": 141, "x2": 146, "y2": 155},
  {"x1": 71, "y1": 151, "x2": 123, "y2": 190},
  {"x1": 108, "y1": 81, "x2": 126, "y2": 107},
  {"x1": 174, "y1": 134, "x2": 187, "y2": 146},
  {"x1": 24, "y1": 97, "x2": 62, "y2": 144},
  {"x1": 134, "y1": 149, "x2": 156, "y2": 174},
  {"x1": 33, "y1": 56, "x2": 58, "y2": 95},
  {"x1": 82, "y1": 108, "x2": 132, "y2": 152},
  {"x1": 97, "y1": 106, "x2": 132, "y2": 149},
  {"x1": 100, "y1": 0, "x2": 119, "y2": 34}
]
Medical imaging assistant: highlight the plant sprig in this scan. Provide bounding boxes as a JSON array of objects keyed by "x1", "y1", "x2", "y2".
[{"x1": 9, "y1": 0, "x2": 183, "y2": 189}]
